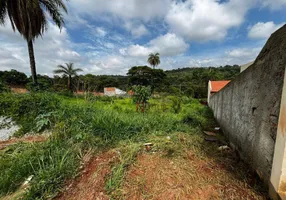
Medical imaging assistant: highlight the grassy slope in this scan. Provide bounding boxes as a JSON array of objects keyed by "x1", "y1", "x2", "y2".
[{"x1": 0, "y1": 93, "x2": 266, "y2": 199}]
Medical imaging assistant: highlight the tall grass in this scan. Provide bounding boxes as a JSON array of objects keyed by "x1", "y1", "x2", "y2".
[
  {"x1": 0, "y1": 140, "x2": 79, "y2": 199},
  {"x1": 0, "y1": 92, "x2": 214, "y2": 199}
]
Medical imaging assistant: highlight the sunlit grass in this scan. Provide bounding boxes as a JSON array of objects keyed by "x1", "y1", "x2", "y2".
[{"x1": 0, "y1": 92, "x2": 215, "y2": 199}]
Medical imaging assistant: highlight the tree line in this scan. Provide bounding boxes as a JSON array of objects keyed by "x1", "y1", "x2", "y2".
[{"x1": 0, "y1": 64, "x2": 240, "y2": 98}]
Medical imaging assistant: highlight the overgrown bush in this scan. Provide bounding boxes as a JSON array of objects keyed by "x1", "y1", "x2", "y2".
[
  {"x1": 0, "y1": 82, "x2": 10, "y2": 93},
  {"x1": 170, "y1": 96, "x2": 182, "y2": 113},
  {"x1": 0, "y1": 93, "x2": 60, "y2": 135}
]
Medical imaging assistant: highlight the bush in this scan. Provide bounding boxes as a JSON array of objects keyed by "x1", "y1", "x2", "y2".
[
  {"x1": 56, "y1": 89, "x2": 73, "y2": 97},
  {"x1": 0, "y1": 93, "x2": 60, "y2": 135},
  {"x1": 169, "y1": 96, "x2": 182, "y2": 114},
  {"x1": 0, "y1": 82, "x2": 10, "y2": 93}
]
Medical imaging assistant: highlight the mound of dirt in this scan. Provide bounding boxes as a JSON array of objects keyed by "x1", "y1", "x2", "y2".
[{"x1": 56, "y1": 151, "x2": 117, "y2": 200}]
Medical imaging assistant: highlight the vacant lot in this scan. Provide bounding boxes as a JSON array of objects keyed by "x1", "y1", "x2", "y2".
[{"x1": 0, "y1": 93, "x2": 267, "y2": 199}]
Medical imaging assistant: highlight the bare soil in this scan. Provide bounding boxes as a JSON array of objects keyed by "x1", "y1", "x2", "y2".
[
  {"x1": 0, "y1": 135, "x2": 47, "y2": 150},
  {"x1": 122, "y1": 152, "x2": 267, "y2": 200},
  {"x1": 56, "y1": 151, "x2": 117, "y2": 200}
]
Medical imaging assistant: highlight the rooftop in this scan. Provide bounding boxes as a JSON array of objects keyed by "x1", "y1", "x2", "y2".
[{"x1": 210, "y1": 80, "x2": 230, "y2": 92}]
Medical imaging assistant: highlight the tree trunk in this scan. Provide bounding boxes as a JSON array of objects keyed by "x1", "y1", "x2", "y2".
[
  {"x1": 68, "y1": 75, "x2": 71, "y2": 91},
  {"x1": 27, "y1": 40, "x2": 37, "y2": 84},
  {"x1": 141, "y1": 102, "x2": 145, "y2": 113}
]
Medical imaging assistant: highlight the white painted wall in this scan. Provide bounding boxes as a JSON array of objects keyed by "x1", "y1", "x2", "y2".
[
  {"x1": 104, "y1": 88, "x2": 126, "y2": 96},
  {"x1": 207, "y1": 81, "x2": 212, "y2": 104},
  {"x1": 270, "y1": 69, "x2": 286, "y2": 199},
  {"x1": 240, "y1": 61, "x2": 254, "y2": 73}
]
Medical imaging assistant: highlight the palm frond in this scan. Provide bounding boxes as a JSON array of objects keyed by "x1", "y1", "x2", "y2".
[
  {"x1": 1, "y1": 0, "x2": 68, "y2": 40},
  {"x1": 73, "y1": 68, "x2": 83, "y2": 72},
  {"x1": 0, "y1": 0, "x2": 8, "y2": 25},
  {"x1": 54, "y1": 63, "x2": 82, "y2": 76},
  {"x1": 39, "y1": 0, "x2": 66, "y2": 29},
  {"x1": 57, "y1": 64, "x2": 68, "y2": 71},
  {"x1": 53, "y1": 69, "x2": 67, "y2": 74},
  {"x1": 148, "y1": 52, "x2": 160, "y2": 68}
]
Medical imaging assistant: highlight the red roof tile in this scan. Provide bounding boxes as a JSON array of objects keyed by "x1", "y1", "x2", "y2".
[
  {"x1": 210, "y1": 81, "x2": 230, "y2": 92},
  {"x1": 105, "y1": 87, "x2": 116, "y2": 92}
]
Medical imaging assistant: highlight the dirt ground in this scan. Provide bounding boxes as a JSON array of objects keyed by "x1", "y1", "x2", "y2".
[
  {"x1": 0, "y1": 135, "x2": 47, "y2": 150},
  {"x1": 56, "y1": 151, "x2": 117, "y2": 200},
  {"x1": 54, "y1": 148, "x2": 267, "y2": 200},
  {"x1": 122, "y1": 152, "x2": 266, "y2": 200}
]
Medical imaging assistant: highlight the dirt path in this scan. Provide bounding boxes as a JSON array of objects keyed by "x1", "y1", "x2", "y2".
[
  {"x1": 56, "y1": 151, "x2": 117, "y2": 200},
  {"x1": 122, "y1": 152, "x2": 266, "y2": 200},
  {"x1": 54, "y1": 133, "x2": 267, "y2": 200}
]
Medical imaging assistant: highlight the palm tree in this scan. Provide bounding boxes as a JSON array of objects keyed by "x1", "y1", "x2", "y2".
[
  {"x1": 148, "y1": 53, "x2": 160, "y2": 69},
  {"x1": 54, "y1": 63, "x2": 83, "y2": 91},
  {"x1": 0, "y1": 0, "x2": 68, "y2": 85}
]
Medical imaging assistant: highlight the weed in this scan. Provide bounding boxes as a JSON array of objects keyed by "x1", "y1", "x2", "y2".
[
  {"x1": 106, "y1": 142, "x2": 141, "y2": 199},
  {"x1": 0, "y1": 92, "x2": 218, "y2": 199}
]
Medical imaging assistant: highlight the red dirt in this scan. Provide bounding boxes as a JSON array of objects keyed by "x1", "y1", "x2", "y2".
[
  {"x1": 0, "y1": 135, "x2": 47, "y2": 150},
  {"x1": 55, "y1": 151, "x2": 117, "y2": 200},
  {"x1": 122, "y1": 153, "x2": 266, "y2": 200}
]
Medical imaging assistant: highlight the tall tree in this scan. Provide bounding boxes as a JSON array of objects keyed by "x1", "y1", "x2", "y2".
[
  {"x1": 148, "y1": 53, "x2": 160, "y2": 69},
  {"x1": 0, "y1": 0, "x2": 68, "y2": 85},
  {"x1": 54, "y1": 63, "x2": 82, "y2": 91},
  {"x1": 127, "y1": 66, "x2": 166, "y2": 89}
]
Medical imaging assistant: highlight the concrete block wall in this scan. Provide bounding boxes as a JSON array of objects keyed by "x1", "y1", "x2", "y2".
[{"x1": 209, "y1": 25, "x2": 286, "y2": 192}]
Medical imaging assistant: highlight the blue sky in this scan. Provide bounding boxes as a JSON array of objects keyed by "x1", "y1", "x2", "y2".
[{"x1": 0, "y1": 0, "x2": 285, "y2": 76}]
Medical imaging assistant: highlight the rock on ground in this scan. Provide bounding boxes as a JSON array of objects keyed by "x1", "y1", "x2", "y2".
[{"x1": 0, "y1": 117, "x2": 19, "y2": 141}]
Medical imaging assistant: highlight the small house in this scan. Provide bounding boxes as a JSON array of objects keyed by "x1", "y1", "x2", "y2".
[{"x1": 104, "y1": 87, "x2": 126, "y2": 96}]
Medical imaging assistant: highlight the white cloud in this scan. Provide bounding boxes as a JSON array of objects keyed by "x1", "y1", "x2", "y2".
[
  {"x1": 124, "y1": 22, "x2": 149, "y2": 38},
  {"x1": 226, "y1": 48, "x2": 260, "y2": 59},
  {"x1": 260, "y1": 0, "x2": 286, "y2": 10},
  {"x1": 149, "y1": 33, "x2": 189, "y2": 56},
  {"x1": 94, "y1": 27, "x2": 107, "y2": 37},
  {"x1": 124, "y1": 33, "x2": 189, "y2": 57},
  {"x1": 248, "y1": 21, "x2": 284, "y2": 39},
  {"x1": 57, "y1": 49, "x2": 81, "y2": 61},
  {"x1": 125, "y1": 45, "x2": 150, "y2": 57},
  {"x1": 0, "y1": 22, "x2": 82, "y2": 76},
  {"x1": 165, "y1": 0, "x2": 251, "y2": 42},
  {"x1": 68, "y1": 0, "x2": 172, "y2": 21},
  {"x1": 89, "y1": 56, "x2": 132, "y2": 75}
]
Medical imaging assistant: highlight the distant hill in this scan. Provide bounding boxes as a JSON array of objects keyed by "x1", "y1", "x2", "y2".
[{"x1": 160, "y1": 65, "x2": 240, "y2": 98}]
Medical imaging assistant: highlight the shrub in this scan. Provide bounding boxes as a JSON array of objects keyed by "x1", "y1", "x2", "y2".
[
  {"x1": 0, "y1": 93, "x2": 60, "y2": 135},
  {"x1": 170, "y1": 96, "x2": 182, "y2": 114},
  {"x1": 0, "y1": 82, "x2": 10, "y2": 93}
]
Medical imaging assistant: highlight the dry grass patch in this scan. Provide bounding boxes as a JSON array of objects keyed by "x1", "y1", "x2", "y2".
[{"x1": 120, "y1": 132, "x2": 267, "y2": 200}]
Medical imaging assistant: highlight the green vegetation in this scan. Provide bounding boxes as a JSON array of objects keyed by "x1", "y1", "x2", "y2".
[
  {"x1": 0, "y1": 92, "x2": 215, "y2": 199},
  {"x1": 132, "y1": 85, "x2": 152, "y2": 112},
  {"x1": 0, "y1": 64, "x2": 239, "y2": 99},
  {"x1": 54, "y1": 63, "x2": 83, "y2": 91},
  {"x1": 148, "y1": 52, "x2": 161, "y2": 69},
  {"x1": 0, "y1": 82, "x2": 10, "y2": 93},
  {"x1": 0, "y1": 70, "x2": 28, "y2": 86}
]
